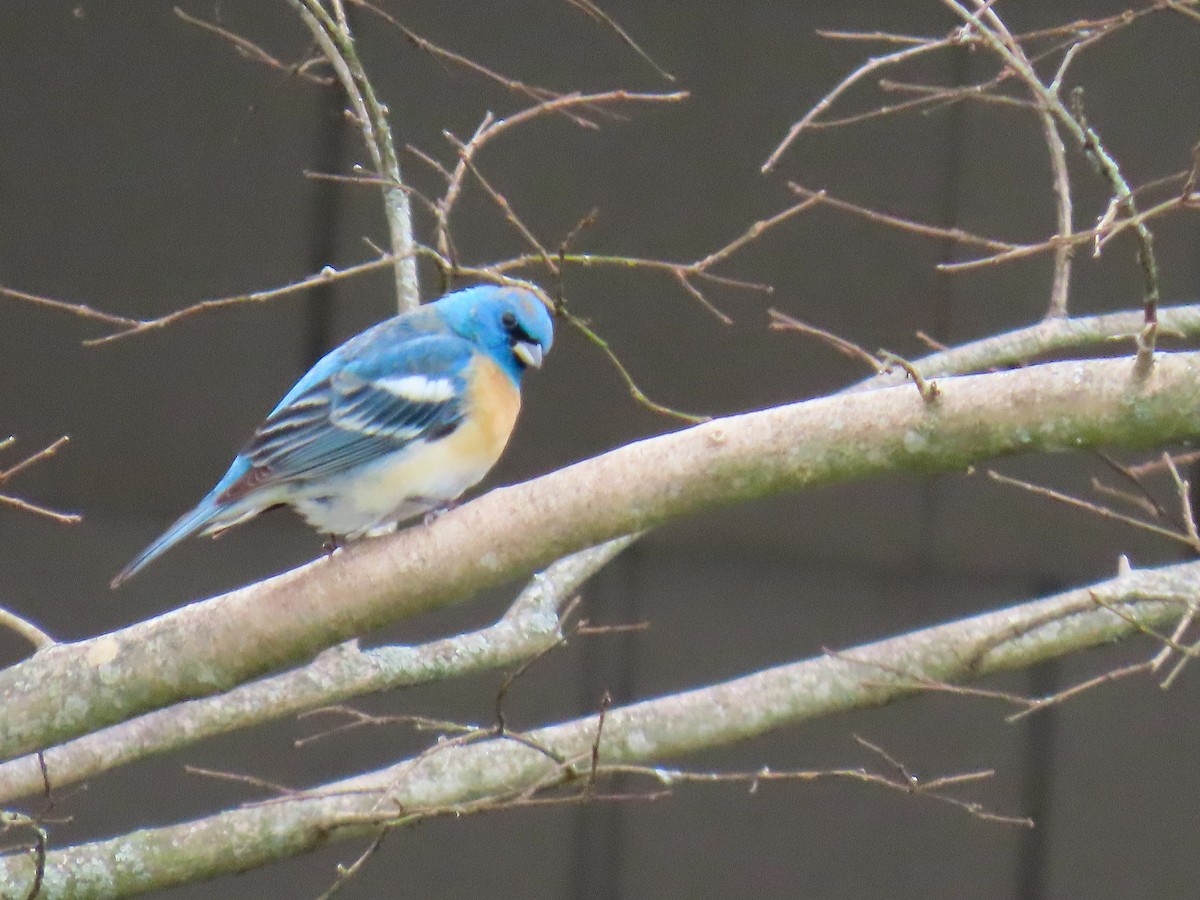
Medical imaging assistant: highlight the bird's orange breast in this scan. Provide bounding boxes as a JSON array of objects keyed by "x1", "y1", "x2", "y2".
[{"x1": 458, "y1": 354, "x2": 522, "y2": 462}]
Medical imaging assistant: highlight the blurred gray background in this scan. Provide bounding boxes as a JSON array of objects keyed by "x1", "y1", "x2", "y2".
[{"x1": 2, "y1": 1, "x2": 1200, "y2": 897}]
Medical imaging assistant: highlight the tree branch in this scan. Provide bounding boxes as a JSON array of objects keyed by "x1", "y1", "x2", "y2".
[
  {"x1": 287, "y1": 0, "x2": 419, "y2": 310},
  {"x1": 5, "y1": 559, "x2": 1196, "y2": 895},
  {"x1": 941, "y1": 0, "x2": 1161, "y2": 363},
  {"x1": 12, "y1": 301, "x2": 1198, "y2": 796},
  {"x1": 0, "y1": 436, "x2": 81, "y2": 525},
  {"x1": 845, "y1": 302, "x2": 1200, "y2": 392},
  {"x1": 0, "y1": 606, "x2": 55, "y2": 653},
  {"x1": 0, "y1": 537, "x2": 637, "y2": 804},
  {"x1": 5, "y1": 351, "x2": 1200, "y2": 760}
]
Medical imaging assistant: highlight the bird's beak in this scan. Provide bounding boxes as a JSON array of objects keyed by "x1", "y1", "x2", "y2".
[{"x1": 513, "y1": 340, "x2": 544, "y2": 369}]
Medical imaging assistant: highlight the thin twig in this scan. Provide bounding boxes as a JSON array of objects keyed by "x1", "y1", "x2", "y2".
[
  {"x1": 0, "y1": 436, "x2": 81, "y2": 525},
  {"x1": 763, "y1": 31, "x2": 961, "y2": 171},
  {"x1": 614, "y1": 745, "x2": 1033, "y2": 828},
  {"x1": 0, "y1": 495, "x2": 80, "y2": 525},
  {"x1": 788, "y1": 183, "x2": 1022, "y2": 253},
  {"x1": 0, "y1": 436, "x2": 71, "y2": 483},
  {"x1": 1089, "y1": 591, "x2": 1198, "y2": 659},
  {"x1": 315, "y1": 829, "x2": 389, "y2": 900},
  {"x1": 1163, "y1": 452, "x2": 1200, "y2": 545},
  {"x1": 1094, "y1": 451, "x2": 1177, "y2": 526},
  {"x1": 0, "y1": 285, "x2": 139, "y2": 328},
  {"x1": 1006, "y1": 658, "x2": 1153, "y2": 722},
  {"x1": 444, "y1": 132, "x2": 560, "y2": 277},
  {"x1": 556, "y1": 307, "x2": 709, "y2": 423},
  {"x1": 289, "y1": 0, "x2": 419, "y2": 310},
  {"x1": 1152, "y1": 603, "x2": 1198, "y2": 674},
  {"x1": 83, "y1": 255, "x2": 400, "y2": 345},
  {"x1": 173, "y1": 6, "x2": 334, "y2": 85},
  {"x1": 878, "y1": 351, "x2": 940, "y2": 403},
  {"x1": 1127, "y1": 449, "x2": 1200, "y2": 478},
  {"x1": 564, "y1": 0, "x2": 676, "y2": 81},
  {"x1": 988, "y1": 469, "x2": 1200, "y2": 550},
  {"x1": 0, "y1": 607, "x2": 56, "y2": 652},
  {"x1": 943, "y1": 0, "x2": 1161, "y2": 368},
  {"x1": 692, "y1": 194, "x2": 825, "y2": 273},
  {"x1": 1036, "y1": 65, "x2": 1074, "y2": 318},
  {"x1": 0, "y1": 812, "x2": 47, "y2": 900},
  {"x1": 350, "y1": 0, "x2": 598, "y2": 128},
  {"x1": 183, "y1": 766, "x2": 296, "y2": 797},
  {"x1": 768, "y1": 310, "x2": 885, "y2": 373}
]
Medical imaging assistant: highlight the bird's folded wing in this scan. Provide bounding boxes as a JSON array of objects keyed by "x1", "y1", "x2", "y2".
[{"x1": 238, "y1": 334, "x2": 471, "y2": 486}]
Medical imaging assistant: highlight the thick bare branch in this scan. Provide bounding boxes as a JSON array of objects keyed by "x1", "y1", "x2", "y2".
[
  {"x1": 0, "y1": 537, "x2": 637, "y2": 804},
  {"x1": 845, "y1": 302, "x2": 1200, "y2": 392},
  {"x1": 4, "y1": 559, "x2": 1196, "y2": 895},
  {"x1": 5, "y1": 351, "x2": 1200, "y2": 760}
]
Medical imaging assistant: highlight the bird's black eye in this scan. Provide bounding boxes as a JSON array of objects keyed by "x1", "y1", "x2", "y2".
[{"x1": 500, "y1": 310, "x2": 518, "y2": 330}]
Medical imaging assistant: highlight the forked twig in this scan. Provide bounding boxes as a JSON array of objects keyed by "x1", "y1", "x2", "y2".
[
  {"x1": 173, "y1": 6, "x2": 334, "y2": 85},
  {"x1": 988, "y1": 469, "x2": 1200, "y2": 551},
  {"x1": 287, "y1": 0, "x2": 419, "y2": 310},
  {"x1": 0, "y1": 436, "x2": 80, "y2": 526}
]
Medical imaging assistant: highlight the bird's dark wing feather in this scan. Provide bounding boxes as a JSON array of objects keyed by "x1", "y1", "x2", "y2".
[{"x1": 221, "y1": 334, "x2": 472, "y2": 497}]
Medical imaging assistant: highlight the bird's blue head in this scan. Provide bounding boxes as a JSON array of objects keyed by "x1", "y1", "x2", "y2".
[{"x1": 436, "y1": 285, "x2": 555, "y2": 384}]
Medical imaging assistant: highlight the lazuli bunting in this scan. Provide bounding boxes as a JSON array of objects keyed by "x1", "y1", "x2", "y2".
[{"x1": 112, "y1": 284, "x2": 554, "y2": 587}]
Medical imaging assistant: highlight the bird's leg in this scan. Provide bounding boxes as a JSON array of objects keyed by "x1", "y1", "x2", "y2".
[
  {"x1": 322, "y1": 533, "x2": 341, "y2": 556},
  {"x1": 419, "y1": 498, "x2": 460, "y2": 527}
]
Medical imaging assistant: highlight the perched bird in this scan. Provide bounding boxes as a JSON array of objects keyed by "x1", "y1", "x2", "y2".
[{"x1": 112, "y1": 284, "x2": 553, "y2": 587}]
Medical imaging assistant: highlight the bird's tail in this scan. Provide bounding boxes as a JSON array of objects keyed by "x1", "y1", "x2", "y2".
[{"x1": 110, "y1": 494, "x2": 225, "y2": 589}]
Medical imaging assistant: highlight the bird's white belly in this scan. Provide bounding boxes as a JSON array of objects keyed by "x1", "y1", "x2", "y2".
[{"x1": 289, "y1": 435, "x2": 502, "y2": 537}]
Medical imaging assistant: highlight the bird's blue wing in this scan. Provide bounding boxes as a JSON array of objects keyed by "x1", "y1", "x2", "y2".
[{"x1": 222, "y1": 333, "x2": 473, "y2": 497}]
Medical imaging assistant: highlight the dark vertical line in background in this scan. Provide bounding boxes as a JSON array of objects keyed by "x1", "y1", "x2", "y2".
[
  {"x1": 916, "y1": 42, "x2": 971, "y2": 569},
  {"x1": 302, "y1": 81, "x2": 348, "y2": 367},
  {"x1": 605, "y1": 544, "x2": 641, "y2": 898},
  {"x1": 1015, "y1": 578, "x2": 1062, "y2": 900},
  {"x1": 569, "y1": 545, "x2": 642, "y2": 900},
  {"x1": 932, "y1": 43, "x2": 971, "y2": 346}
]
